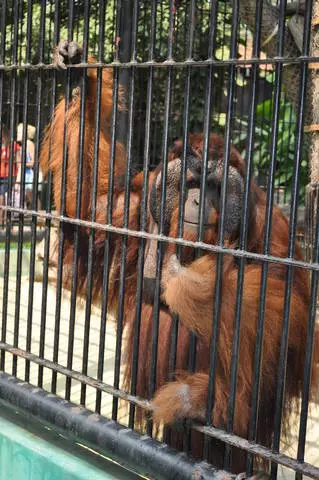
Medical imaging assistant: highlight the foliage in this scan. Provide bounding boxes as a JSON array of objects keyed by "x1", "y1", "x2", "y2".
[
  {"x1": 232, "y1": 97, "x2": 308, "y2": 202},
  {"x1": 2, "y1": 0, "x2": 116, "y2": 65},
  {"x1": 0, "y1": 0, "x2": 307, "y2": 202}
]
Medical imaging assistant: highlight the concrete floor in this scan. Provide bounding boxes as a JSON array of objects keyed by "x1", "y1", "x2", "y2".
[
  {"x1": 0, "y1": 271, "x2": 127, "y2": 425},
  {"x1": 0, "y1": 245, "x2": 318, "y2": 479}
]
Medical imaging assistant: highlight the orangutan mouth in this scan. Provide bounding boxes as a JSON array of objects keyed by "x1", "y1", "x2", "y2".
[{"x1": 183, "y1": 220, "x2": 215, "y2": 232}]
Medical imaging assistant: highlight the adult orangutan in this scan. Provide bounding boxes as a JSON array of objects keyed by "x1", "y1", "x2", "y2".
[
  {"x1": 39, "y1": 40, "x2": 142, "y2": 309},
  {"x1": 39, "y1": 41, "x2": 319, "y2": 474},
  {"x1": 125, "y1": 134, "x2": 319, "y2": 471}
]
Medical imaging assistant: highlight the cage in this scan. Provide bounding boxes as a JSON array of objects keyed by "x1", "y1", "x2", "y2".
[{"x1": 0, "y1": 0, "x2": 318, "y2": 479}]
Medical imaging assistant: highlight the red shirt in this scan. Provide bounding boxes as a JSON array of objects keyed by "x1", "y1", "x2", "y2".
[{"x1": 0, "y1": 142, "x2": 20, "y2": 178}]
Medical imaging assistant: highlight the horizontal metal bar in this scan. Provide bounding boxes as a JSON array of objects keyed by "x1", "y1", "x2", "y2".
[
  {"x1": 0, "y1": 372, "x2": 232, "y2": 480},
  {"x1": 0, "y1": 342, "x2": 316, "y2": 476},
  {"x1": 0, "y1": 342, "x2": 149, "y2": 409},
  {"x1": 1, "y1": 205, "x2": 318, "y2": 272},
  {"x1": 195, "y1": 426, "x2": 319, "y2": 479},
  {"x1": 0, "y1": 55, "x2": 318, "y2": 72}
]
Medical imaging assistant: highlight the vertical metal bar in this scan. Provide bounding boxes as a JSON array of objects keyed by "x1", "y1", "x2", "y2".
[
  {"x1": 37, "y1": 0, "x2": 60, "y2": 386},
  {"x1": 295, "y1": 200, "x2": 319, "y2": 480},
  {"x1": 0, "y1": 0, "x2": 8, "y2": 371},
  {"x1": 95, "y1": 72, "x2": 119, "y2": 413},
  {"x1": 204, "y1": 0, "x2": 239, "y2": 460},
  {"x1": 17, "y1": 0, "x2": 33, "y2": 382},
  {"x1": 117, "y1": 0, "x2": 133, "y2": 148},
  {"x1": 94, "y1": 95, "x2": 120, "y2": 409},
  {"x1": 51, "y1": 0, "x2": 75, "y2": 394},
  {"x1": 168, "y1": 0, "x2": 195, "y2": 383},
  {"x1": 80, "y1": 0, "x2": 105, "y2": 407},
  {"x1": 271, "y1": 3, "x2": 312, "y2": 477},
  {"x1": 30, "y1": 0, "x2": 47, "y2": 385},
  {"x1": 102, "y1": 0, "x2": 123, "y2": 417},
  {"x1": 294, "y1": 15, "x2": 317, "y2": 470},
  {"x1": 177, "y1": 0, "x2": 218, "y2": 454},
  {"x1": 95, "y1": 0, "x2": 122, "y2": 415},
  {"x1": 164, "y1": 0, "x2": 197, "y2": 452},
  {"x1": 61, "y1": 0, "x2": 90, "y2": 401},
  {"x1": 7, "y1": 0, "x2": 20, "y2": 377},
  {"x1": 224, "y1": 0, "x2": 263, "y2": 471},
  {"x1": 112, "y1": 0, "x2": 138, "y2": 421},
  {"x1": 150, "y1": 1, "x2": 165, "y2": 167},
  {"x1": 134, "y1": 4, "x2": 147, "y2": 160},
  {"x1": 246, "y1": 0, "x2": 287, "y2": 474},
  {"x1": 128, "y1": 0, "x2": 157, "y2": 429},
  {"x1": 64, "y1": 13, "x2": 90, "y2": 399},
  {"x1": 38, "y1": 0, "x2": 59, "y2": 388},
  {"x1": 146, "y1": 0, "x2": 175, "y2": 436}
]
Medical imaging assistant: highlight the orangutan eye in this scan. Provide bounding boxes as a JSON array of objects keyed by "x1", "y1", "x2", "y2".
[{"x1": 186, "y1": 179, "x2": 198, "y2": 190}]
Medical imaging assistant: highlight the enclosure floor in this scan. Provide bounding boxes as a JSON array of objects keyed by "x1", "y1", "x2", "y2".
[
  {"x1": 0, "y1": 259, "x2": 318, "y2": 479},
  {"x1": 0, "y1": 270, "x2": 127, "y2": 424}
]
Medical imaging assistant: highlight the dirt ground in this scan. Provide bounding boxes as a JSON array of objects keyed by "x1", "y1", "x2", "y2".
[{"x1": 0, "y1": 246, "x2": 318, "y2": 479}]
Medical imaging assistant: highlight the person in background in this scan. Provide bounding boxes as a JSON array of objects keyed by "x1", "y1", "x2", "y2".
[
  {"x1": 16, "y1": 123, "x2": 39, "y2": 209},
  {"x1": 0, "y1": 122, "x2": 21, "y2": 226}
]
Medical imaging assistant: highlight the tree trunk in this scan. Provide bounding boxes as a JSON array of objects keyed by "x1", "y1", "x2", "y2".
[
  {"x1": 238, "y1": 0, "x2": 302, "y2": 111},
  {"x1": 305, "y1": 0, "x2": 319, "y2": 261},
  {"x1": 239, "y1": 1, "x2": 319, "y2": 259}
]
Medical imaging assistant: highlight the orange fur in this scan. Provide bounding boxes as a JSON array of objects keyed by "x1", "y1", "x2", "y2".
[
  {"x1": 39, "y1": 56, "x2": 126, "y2": 219},
  {"x1": 39, "y1": 55, "x2": 140, "y2": 303}
]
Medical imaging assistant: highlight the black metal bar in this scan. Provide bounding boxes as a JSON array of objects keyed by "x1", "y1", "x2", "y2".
[
  {"x1": 65, "y1": 36, "x2": 89, "y2": 400},
  {"x1": 128, "y1": 0, "x2": 157, "y2": 429},
  {"x1": 295, "y1": 18, "x2": 318, "y2": 475},
  {"x1": 3, "y1": 203, "x2": 319, "y2": 272},
  {"x1": 0, "y1": 0, "x2": 8, "y2": 372},
  {"x1": 0, "y1": 372, "x2": 225, "y2": 480},
  {"x1": 0, "y1": 341, "x2": 150, "y2": 409},
  {"x1": 94, "y1": 67, "x2": 120, "y2": 414},
  {"x1": 195, "y1": 424, "x2": 319, "y2": 479},
  {"x1": 296, "y1": 195, "x2": 319, "y2": 480},
  {"x1": 196, "y1": 0, "x2": 218, "y2": 268},
  {"x1": 204, "y1": 0, "x2": 239, "y2": 460},
  {"x1": 13, "y1": 0, "x2": 27, "y2": 380},
  {"x1": 117, "y1": 0, "x2": 133, "y2": 148},
  {"x1": 181, "y1": 0, "x2": 218, "y2": 455},
  {"x1": 1, "y1": 56, "x2": 319, "y2": 72},
  {"x1": 99, "y1": 0, "x2": 122, "y2": 417},
  {"x1": 73, "y1": 0, "x2": 91, "y2": 408},
  {"x1": 8, "y1": 0, "x2": 20, "y2": 377},
  {"x1": 38, "y1": 0, "x2": 59, "y2": 388},
  {"x1": 82, "y1": 0, "x2": 107, "y2": 411},
  {"x1": 26, "y1": 0, "x2": 46, "y2": 386},
  {"x1": 37, "y1": 0, "x2": 60, "y2": 387},
  {"x1": 174, "y1": 0, "x2": 200, "y2": 454},
  {"x1": 146, "y1": 0, "x2": 175, "y2": 437},
  {"x1": 169, "y1": 0, "x2": 196, "y2": 381},
  {"x1": 271, "y1": 2, "x2": 312, "y2": 477},
  {"x1": 112, "y1": 0, "x2": 139, "y2": 422},
  {"x1": 224, "y1": 0, "x2": 263, "y2": 471},
  {"x1": 20, "y1": 0, "x2": 34, "y2": 383},
  {"x1": 246, "y1": 0, "x2": 287, "y2": 473},
  {"x1": 52, "y1": 1, "x2": 75, "y2": 395},
  {"x1": 64, "y1": 0, "x2": 80, "y2": 403}
]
